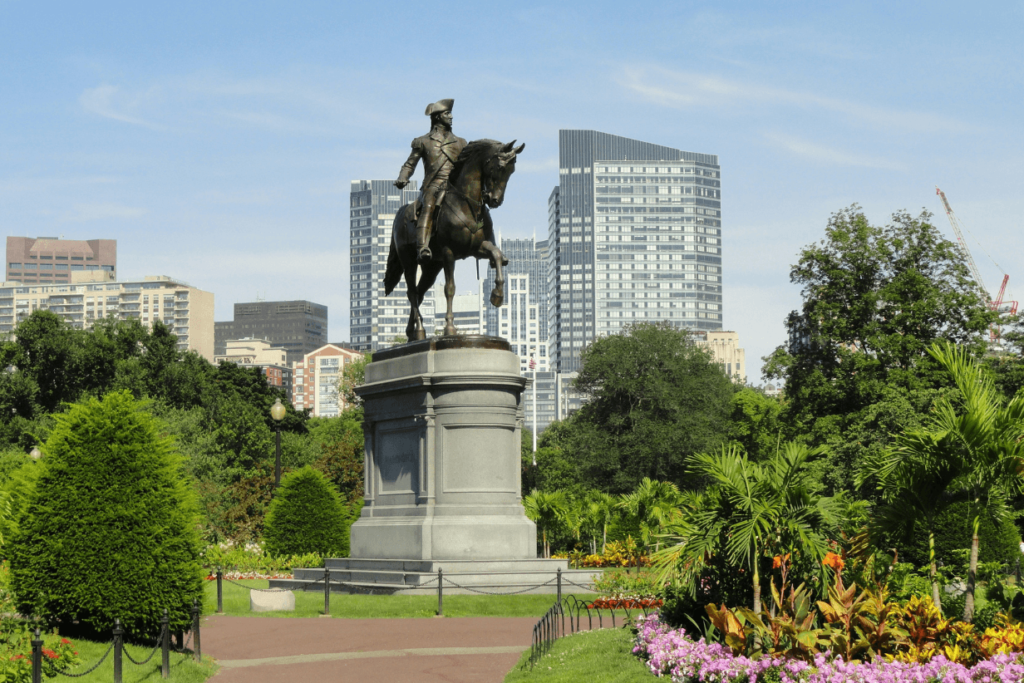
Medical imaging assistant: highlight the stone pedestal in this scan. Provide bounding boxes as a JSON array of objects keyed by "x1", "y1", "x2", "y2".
[{"x1": 349, "y1": 336, "x2": 537, "y2": 561}]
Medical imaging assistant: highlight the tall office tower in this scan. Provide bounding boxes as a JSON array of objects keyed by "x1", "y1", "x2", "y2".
[
  {"x1": 214, "y1": 300, "x2": 327, "y2": 366},
  {"x1": 6, "y1": 237, "x2": 116, "y2": 284},
  {"x1": 484, "y1": 237, "x2": 550, "y2": 373},
  {"x1": 548, "y1": 130, "x2": 722, "y2": 373},
  {"x1": 349, "y1": 180, "x2": 436, "y2": 351}
]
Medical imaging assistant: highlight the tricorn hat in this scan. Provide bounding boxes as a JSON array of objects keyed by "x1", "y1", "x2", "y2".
[{"x1": 425, "y1": 99, "x2": 454, "y2": 116}]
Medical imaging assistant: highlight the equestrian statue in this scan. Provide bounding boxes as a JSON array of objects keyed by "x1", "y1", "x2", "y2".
[{"x1": 385, "y1": 98, "x2": 524, "y2": 340}]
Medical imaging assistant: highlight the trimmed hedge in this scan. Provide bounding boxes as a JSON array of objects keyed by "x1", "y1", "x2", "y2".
[
  {"x1": 9, "y1": 391, "x2": 203, "y2": 639},
  {"x1": 263, "y1": 466, "x2": 353, "y2": 558}
]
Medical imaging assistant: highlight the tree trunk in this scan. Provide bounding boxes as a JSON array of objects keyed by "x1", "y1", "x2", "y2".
[
  {"x1": 929, "y1": 530, "x2": 943, "y2": 614},
  {"x1": 602, "y1": 524, "x2": 607, "y2": 553},
  {"x1": 753, "y1": 559, "x2": 762, "y2": 614},
  {"x1": 964, "y1": 515, "x2": 980, "y2": 623}
]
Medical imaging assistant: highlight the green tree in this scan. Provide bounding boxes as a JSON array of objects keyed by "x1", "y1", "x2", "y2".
[
  {"x1": 657, "y1": 443, "x2": 831, "y2": 614},
  {"x1": 338, "y1": 353, "x2": 370, "y2": 407},
  {"x1": 263, "y1": 466, "x2": 352, "y2": 557},
  {"x1": 764, "y1": 206, "x2": 995, "y2": 493},
  {"x1": 9, "y1": 391, "x2": 203, "y2": 638},
  {"x1": 523, "y1": 489, "x2": 568, "y2": 558},
  {"x1": 568, "y1": 322, "x2": 735, "y2": 492},
  {"x1": 618, "y1": 478, "x2": 682, "y2": 553},
  {"x1": 727, "y1": 387, "x2": 784, "y2": 462},
  {"x1": 926, "y1": 342, "x2": 1024, "y2": 622}
]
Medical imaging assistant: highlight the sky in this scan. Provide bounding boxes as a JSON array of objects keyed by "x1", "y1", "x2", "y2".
[{"x1": 2, "y1": 1, "x2": 1022, "y2": 383}]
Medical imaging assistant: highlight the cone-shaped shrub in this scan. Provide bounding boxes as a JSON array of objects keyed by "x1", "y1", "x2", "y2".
[
  {"x1": 263, "y1": 466, "x2": 350, "y2": 558},
  {"x1": 9, "y1": 391, "x2": 203, "y2": 639}
]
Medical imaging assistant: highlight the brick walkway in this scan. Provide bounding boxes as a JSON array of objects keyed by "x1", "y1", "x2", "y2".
[{"x1": 202, "y1": 615, "x2": 537, "y2": 683}]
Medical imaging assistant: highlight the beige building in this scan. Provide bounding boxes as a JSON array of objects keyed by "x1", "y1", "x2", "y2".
[
  {"x1": 6, "y1": 236, "x2": 117, "y2": 284},
  {"x1": 694, "y1": 330, "x2": 746, "y2": 384},
  {"x1": 291, "y1": 343, "x2": 365, "y2": 417},
  {"x1": 215, "y1": 338, "x2": 293, "y2": 399},
  {"x1": 0, "y1": 271, "x2": 215, "y2": 361}
]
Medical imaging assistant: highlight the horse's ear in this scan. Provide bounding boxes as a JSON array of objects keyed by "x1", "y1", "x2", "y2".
[
  {"x1": 514, "y1": 143, "x2": 525, "y2": 155},
  {"x1": 501, "y1": 140, "x2": 517, "y2": 153}
]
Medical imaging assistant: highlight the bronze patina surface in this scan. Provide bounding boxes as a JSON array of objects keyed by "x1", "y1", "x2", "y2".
[{"x1": 383, "y1": 100, "x2": 525, "y2": 343}]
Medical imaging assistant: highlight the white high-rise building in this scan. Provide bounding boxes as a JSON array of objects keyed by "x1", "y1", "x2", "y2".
[
  {"x1": 349, "y1": 180, "x2": 436, "y2": 351},
  {"x1": 484, "y1": 237, "x2": 550, "y2": 374},
  {"x1": 548, "y1": 130, "x2": 722, "y2": 372}
]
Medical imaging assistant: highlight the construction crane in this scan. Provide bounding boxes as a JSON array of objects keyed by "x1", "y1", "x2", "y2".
[{"x1": 935, "y1": 187, "x2": 1019, "y2": 342}]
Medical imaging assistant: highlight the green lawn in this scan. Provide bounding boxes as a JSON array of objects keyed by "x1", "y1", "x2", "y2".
[
  {"x1": 56, "y1": 637, "x2": 217, "y2": 683},
  {"x1": 203, "y1": 578, "x2": 564, "y2": 618},
  {"x1": 503, "y1": 627, "x2": 654, "y2": 682}
]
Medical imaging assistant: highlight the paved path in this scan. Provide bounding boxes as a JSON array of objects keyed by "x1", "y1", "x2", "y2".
[{"x1": 202, "y1": 615, "x2": 537, "y2": 683}]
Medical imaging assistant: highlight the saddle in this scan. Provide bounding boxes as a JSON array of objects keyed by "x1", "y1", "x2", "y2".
[{"x1": 410, "y1": 189, "x2": 447, "y2": 223}]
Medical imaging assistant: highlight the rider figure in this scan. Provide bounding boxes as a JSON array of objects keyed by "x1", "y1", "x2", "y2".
[{"x1": 394, "y1": 99, "x2": 467, "y2": 264}]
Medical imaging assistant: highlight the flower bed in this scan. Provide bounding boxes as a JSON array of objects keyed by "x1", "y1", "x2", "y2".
[
  {"x1": 205, "y1": 571, "x2": 293, "y2": 581},
  {"x1": 589, "y1": 595, "x2": 663, "y2": 610},
  {"x1": 633, "y1": 614, "x2": 1024, "y2": 683}
]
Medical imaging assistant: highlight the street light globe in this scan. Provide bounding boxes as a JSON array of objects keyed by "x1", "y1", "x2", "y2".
[
  {"x1": 29, "y1": 446, "x2": 41, "y2": 460},
  {"x1": 270, "y1": 398, "x2": 286, "y2": 422}
]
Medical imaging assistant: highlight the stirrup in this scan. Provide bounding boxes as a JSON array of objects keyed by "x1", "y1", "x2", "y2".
[{"x1": 417, "y1": 246, "x2": 432, "y2": 264}]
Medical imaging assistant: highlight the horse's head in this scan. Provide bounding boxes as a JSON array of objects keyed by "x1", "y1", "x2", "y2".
[{"x1": 482, "y1": 140, "x2": 525, "y2": 208}]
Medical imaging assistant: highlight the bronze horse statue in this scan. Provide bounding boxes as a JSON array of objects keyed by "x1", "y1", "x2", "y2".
[{"x1": 384, "y1": 139, "x2": 525, "y2": 340}]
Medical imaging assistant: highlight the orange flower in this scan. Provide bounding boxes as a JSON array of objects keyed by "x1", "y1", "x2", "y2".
[
  {"x1": 772, "y1": 556, "x2": 783, "y2": 569},
  {"x1": 822, "y1": 552, "x2": 845, "y2": 571}
]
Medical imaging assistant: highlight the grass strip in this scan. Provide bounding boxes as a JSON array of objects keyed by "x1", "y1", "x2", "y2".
[
  {"x1": 203, "y1": 579, "x2": 561, "y2": 618},
  {"x1": 56, "y1": 637, "x2": 216, "y2": 683},
  {"x1": 503, "y1": 627, "x2": 654, "y2": 682}
]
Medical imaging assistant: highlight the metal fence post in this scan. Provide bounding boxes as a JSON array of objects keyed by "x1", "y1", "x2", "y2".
[
  {"x1": 30, "y1": 628, "x2": 42, "y2": 683},
  {"x1": 161, "y1": 608, "x2": 170, "y2": 679},
  {"x1": 113, "y1": 619, "x2": 123, "y2": 683},
  {"x1": 323, "y1": 567, "x2": 331, "y2": 616},
  {"x1": 216, "y1": 570, "x2": 223, "y2": 613},
  {"x1": 192, "y1": 599, "x2": 201, "y2": 662},
  {"x1": 437, "y1": 568, "x2": 443, "y2": 617},
  {"x1": 557, "y1": 567, "x2": 562, "y2": 604}
]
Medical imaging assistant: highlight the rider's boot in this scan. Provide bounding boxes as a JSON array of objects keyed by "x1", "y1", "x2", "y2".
[{"x1": 416, "y1": 224, "x2": 432, "y2": 264}]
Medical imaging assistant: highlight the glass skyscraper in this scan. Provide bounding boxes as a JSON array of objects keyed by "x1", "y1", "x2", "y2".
[
  {"x1": 548, "y1": 130, "x2": 722, "y2": 372},
  {"x1": 349, "y1": 180, "x2": 436, "y2": 351},
  {"x1": 484, "y1": 237, "x2": 550, "y2": 372}
]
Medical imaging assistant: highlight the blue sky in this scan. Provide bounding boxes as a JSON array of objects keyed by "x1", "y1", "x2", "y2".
[{"x1": 2, "y1": 1, "x2": 1022, "y2": 380}]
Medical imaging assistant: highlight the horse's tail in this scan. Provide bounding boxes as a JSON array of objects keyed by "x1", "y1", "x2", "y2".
[{"x1": 383, "y1": 237, "x2": 403, "y2": 297}]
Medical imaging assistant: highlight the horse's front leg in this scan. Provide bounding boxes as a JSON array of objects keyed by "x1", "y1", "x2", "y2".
[
  {"x1": 441, "y1": 246, "x2": 457, "y2": 336},
  {"x1": 478, "y1": 240, "x2": 505, "y2": 308}
]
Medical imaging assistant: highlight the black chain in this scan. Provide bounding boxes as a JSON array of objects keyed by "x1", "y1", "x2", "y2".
[
  {"x1": 123, "y1": 637, "x2": 162, "y2": 666},
  {"x1": 222, "y1": 576, "x2": 297, "y2": 593},
  {"x1": 562, "y1": 578, "x2": 596, "y2": 591},
  {"x1": 172, "y1": 630, "x2": 193, "y2": 654},
  {"x1": 54, "y1": 642, "x2": 114, "y2": 678},
  {"x1": 442, "y1": 577, "x2": 556, "y2": 595}
]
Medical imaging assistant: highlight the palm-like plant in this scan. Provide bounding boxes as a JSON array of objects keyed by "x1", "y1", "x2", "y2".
[
  {"x1": 586, "y1": 491, "x2": 618, "y2": 554},
  {"x1": 655, "y1": 443, "x2": 830, "y2": 614},
  {"x1": 523, "y1": 489, "x2": 568, "y2": 558},
  {"x1": 619, "y1": 478, "x2": 682, "y2": 554},
  {"x1": 858, "y1": 424, "x2": 963, "y2": 613},
  {"x1": 923, "y1": 342, "x2": 1024, "y2": 621}
]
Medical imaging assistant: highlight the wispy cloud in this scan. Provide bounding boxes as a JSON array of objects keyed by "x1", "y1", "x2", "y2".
[
  {"x1": 79, "y1": 85, "x2": 164, "y2": 129},
  {"x1": 62, "y1": 203, "x2": 148, "y2": 222},
  {"x1": 764, "y1": 133, "x2": 905, "y2": 170},
  {"x1": 618, "y1": 66, "x2": 971, "y2": 135}
]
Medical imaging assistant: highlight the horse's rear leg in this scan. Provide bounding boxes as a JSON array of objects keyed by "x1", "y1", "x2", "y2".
[
  {"x1": 404, "y1": 261, "x2": 425, "y2": 341},
  {"x1": 441, "y1": 246, "x2": 457, "y2": 336}
]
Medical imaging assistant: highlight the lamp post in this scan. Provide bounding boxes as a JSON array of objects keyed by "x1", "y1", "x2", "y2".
[
  {"x1": 529, "y1": 355, "x2": 537, "y2": 466},
  {"x1": 29, "y1": 446, "x2": 41, "y2": 460},
  {"x1": 270, "y1": 398, "x2": 286, "y2": 487}
]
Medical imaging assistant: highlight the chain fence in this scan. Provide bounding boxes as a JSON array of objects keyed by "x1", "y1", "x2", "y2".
[{"x1": 38, "y1": 602, "x2": 203, "y2": 683}]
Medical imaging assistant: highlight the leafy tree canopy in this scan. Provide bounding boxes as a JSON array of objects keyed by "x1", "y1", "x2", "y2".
[
  {"x1": 763, "y1": 206, "x2": 995, "y2": 493},
  {"x1": 554, "y1": 322, "x2": 735, "y2": 493}
]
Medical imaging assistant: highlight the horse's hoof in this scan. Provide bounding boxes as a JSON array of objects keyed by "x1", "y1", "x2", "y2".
[
  {"x1": 444, "y1": 325, "x2": 457, "y2": 337},
  {"x1": 415, "y1": 330, "x2": 426, "y2": 341},
  {"x1": 490, "y1": 291, "x2": 503, "y2": 308},
  {"x1": 417, "y1": 247, "x2": 432, "y2": 265}
]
